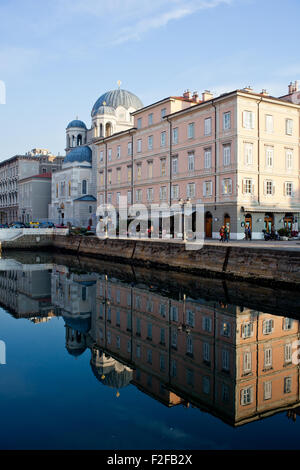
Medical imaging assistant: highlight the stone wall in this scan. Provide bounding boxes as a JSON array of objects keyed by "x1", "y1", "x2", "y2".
[{"x1": 52, "y1": 235, "x2": 300, "y2": 287}]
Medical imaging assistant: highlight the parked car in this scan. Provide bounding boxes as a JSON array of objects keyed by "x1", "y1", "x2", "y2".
[
  {"x1": 9, "y1": 221, "x2": 26, "y2": 228},
  {"x1": 29, "y1": 221, "x2": 40, "y2": 228},
  {"x1": 0, "y1": 223, "x2": 9, "y2": 228},
  {"x1": 39, "y1": 221, "x2": 55, "y2": 228}
]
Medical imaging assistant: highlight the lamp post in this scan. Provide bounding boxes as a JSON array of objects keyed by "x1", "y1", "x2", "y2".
[
  {"x1": 179, "y1": 198, "x2": 191, "y2": 241},
  {"x1": 57, "y1": 208, "x2": 62, "y2": 225}
]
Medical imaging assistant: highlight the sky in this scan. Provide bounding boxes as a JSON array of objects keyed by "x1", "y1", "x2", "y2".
[{"x1": 0, "y1": 0, "x2": 299, "y2": 159}]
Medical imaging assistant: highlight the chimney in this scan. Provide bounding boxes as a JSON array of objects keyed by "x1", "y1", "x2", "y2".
[
  {"x1": 288, "y1": 82, "x2": 294, "y2": 94},
  {"x1": 192, "y1": 91, "x2": 199, "y2": 102},
  {"x1": 183, "y1": 89, "x2": 192, "y2": 99},
  {"x1": 294, "y1": 80, "x2": 299, "y2": 92},
  {"x1": 202, "y1": 90, "x2": 213, "y2": 101},
  {"x1": 243, "y1": 86, "x2": 253, "y2": 93}
]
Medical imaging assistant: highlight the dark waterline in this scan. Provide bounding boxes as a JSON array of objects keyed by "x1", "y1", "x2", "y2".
[{"x1": 0, "y1": 251, "x2": 300, "y2": 450}]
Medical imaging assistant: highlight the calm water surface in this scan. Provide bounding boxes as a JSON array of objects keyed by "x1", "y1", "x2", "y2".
[{"x1": 0, "y1": 252, "x2": 300, "y2": 450}]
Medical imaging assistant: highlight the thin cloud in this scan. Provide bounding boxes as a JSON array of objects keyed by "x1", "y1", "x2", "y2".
[{"x1": 112, "y1": 0, "x2": 233, "y2": 45}]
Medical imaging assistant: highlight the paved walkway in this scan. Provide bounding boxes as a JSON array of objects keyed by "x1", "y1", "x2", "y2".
[{"x1": 203, "y1": 238, "x2": 300, "y2": 251}]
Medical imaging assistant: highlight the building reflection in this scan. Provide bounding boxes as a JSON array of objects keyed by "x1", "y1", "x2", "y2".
[{"x1": 1, "y1": 258, "x2": 300, "y2": 426}]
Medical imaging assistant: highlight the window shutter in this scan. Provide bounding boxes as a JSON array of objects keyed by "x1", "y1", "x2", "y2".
[
  {"x1": 251, "y1": 182, "x2": 255, "y2": 194},
  {"x1": 263, "y1": 180, "x2": 267, "y2": 195},
  {"x1": 242, "y1": 180, "x2": 245, "y2": 194},
  {"x1": 271, "y1": 319, "x2": 274, "y2": 330},
  {"x1": 243, "y1": 111, "x2": 246, "y2": 128},
  {"x1": 272, "y1": 182, "x2": 275, "y2": 195},
  {"x1": 292, "y1": 183, "x2": 295, "y2": 197},
  {"x1": 251, "y1": 113, "x2": 255, "y2": 129},
  {"x1": 284, "y1": 182, "x2": 286, "y2": 196},
  {"x1": 241, "y1": 324, "x2": 244, "y2": 337},
  {"x1": 222, "y1": 180, "x2": 225, "y2": 194},
  {"x1": 250, "y1": 322, "x2": 254, "y2": 336}
]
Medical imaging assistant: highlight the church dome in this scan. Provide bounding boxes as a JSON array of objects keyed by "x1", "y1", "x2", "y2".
[
  {"x1": 91, "y1": 89, "x2": 143, "y2": 117},
  {"x1": 63, "y1": 315, "x2": 91, "y2": 334},
  {"x1": 94, "y1": 105, "x2": 116, "y2": 116},
  {"x1": 67, "y1": 119, "x2": 87, "y2": 129},
  {"x1": 64, "y1": 146, "x2": 92, "y2": 164},
  {"x1": 91, "y1": 363, "x2": 133, "y2": 389}
]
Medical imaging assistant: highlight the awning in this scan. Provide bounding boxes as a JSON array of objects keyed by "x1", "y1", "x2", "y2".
[{"x1": 243, "y1": 207, "x2": 300, "y2": 213}]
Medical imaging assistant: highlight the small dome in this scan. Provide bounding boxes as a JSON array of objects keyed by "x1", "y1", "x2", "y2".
[
  {"x1": 91, "y1": 363, "x2": 133, "y2": 389},
  {"x1": 67, "y1": 119, "x2": 87, "y2": 130},
  {"x1": 63, "y1": 315, "x2": 91, "y2": 334},
  {"x1": 93, "y1": 105, "x2": 116, "y2": 116},
  {"x1": 64, "y1": 146, "x2": 92, "y2": 164},
  {"x1": 66, "y1": 345, "x2": 87, "y2": 357},
  {"x1": 91, "y1": 89, "x2": 143, "y2": 117}
]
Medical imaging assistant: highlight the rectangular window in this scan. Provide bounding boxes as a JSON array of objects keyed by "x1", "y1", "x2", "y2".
[
  {"x1": 127, "y1": 340, "x2": 132, "y2": 353},
  {"x1": 148, "y1": 113, "x2": 153, "y2": 125},
  {"x1": 203, "y1": 342, "x2": 210, "y2": 363},
  {"x1": 117, "y1": 145, "x2": 121, "y2": 159},
  {"x1": 204, "y1": 117, "x2": 212, "y2": 136},
  {"x1": 100, "y1": 172, "x2": 104, "y2": 185},
  {"x1": 108, "y1": 149, "x2": 112, "y2": 161},
  {"x1": 136, "y1": 317, "x2": 141, "y2": 335},
  {"x1": 127, "y1": 190, "x2": 132, "y2": 204},
  {"x1": 285, "y1": 182, "x2": 294, "y2": 197},
  {"x1": 242, "y1": 322, "x2": 253, "y2": 338},
  {"x1": 127, "y1": 166, "x2": 132, "y2": 182},
  {"x1": 108, "y1": 170, "x2": 112, "y2": 184},
  {"x1": 203, "y1": 181, "x2": 212, "y2": 197},
  {"x1": 204, "y1": 148, "x2": 211, "y2": 169},
  {"x1": 264, "y1": 348, "x2": 272, "y2": 368},
  {"x1": 187, "y1": 183, "x2": 195, "y2": 198},
  {"x1": 266, "y1": 146, "x2": 274, "y2": 168},
  {"x1": 265, "y1": 114, "x2": 274, "y2": 133},
  {"x1": 148, "y1": 135, "x2": 153, "y2": 150},
  {"x1": 137, "y1": 139, "x2": 142, "y2": 153},
  {"x1": 286, "y1": 119, "x2": 293, "y2": 135},
  {"x1": 161, "y1": 130, "x2": 167, "y2": 148},
  {"x1": 188, "y1": 152, "x2": 195, "y2": 171},
  {"x1": 285, "y1": 343, "x2": 292, "y2": 363},
  {"x1": 160, "y1": 328, "x2": 165, "y2": 345},
  {"x1": 136, "y1": 344, "x2": 141, "y2": 358},
  {"x1": 159, "y1": 303, "x2": 166, "y2": 317},
  {"x1": 186, "y1": 368, "x2": 194, "y2": 387},
  {"x1": 263, "y1": 319, "x2": 274, "y2": 335},
  {"x1": 284, "y1": 377, "x2": 292, "y2": 394},
  {"x1": 161, "y1": 108, "x2": 166, "y2": 119},
  {"x1": 172, "y1": 157, "x2": 178, "y2": 174},
  {"x1": 243, "y1": 179, "x2": 253, "y2": 194},
  {"x1": 188, "y1": 122, "x2": 195, "y2": 139},
  {"x1": 222, "y1": 178, "x2": 232, "y2": 195},
  {"x1": 223, "y1": 112, "x2": 231, "y2": 130},
  {"x1": 222, "y1": 349, "x2": 230, "y2": 371},
  {"x1": 283, "y1": 318, "x2": 293, "y2": 330},
  {"x1": 241, "y1": 386, "x2": 253, "y2": 405},
  {"x1": 116, "y1": 192, "x2": 120, "y2": 204},
  {"x1": 171, "y1": 328, "x2": 177, "y2": 348},
  {"x1": 223, "y1": 144, "x2": 231, "y2": 166},
  {"x1": 160, "y1": 354, "x2": 165, "y2": 371},
  {"x1": 135, "y1": 189, "x2": 142, "y2": 202},
  {"x1": 171, "y1": 359, "x2": 177, "y2": 377},
  {"x1": 147, "y1": 322, "x2": 152, "y2": 340},
  {"x1": 136, "y1": 164, "x2": 142, "y2": 180},
  {"x1": 222, "y1": 384, "x2": 229, "y2": 402},
  {"x1": 146, "y1": 188, "x2": 153, "y2": 201},
  {"x1": 137, "y1": 117, "x2": 142, "y2": 129},
  {"x1": 244, "y1": 143, "x2": 253, "y2": 165},
  {"x1": 171, "y1": 305, "x2": 178, "y2": 321},
  {"x1": 171, "y1": 184, "x2": 179, "y2": 200},
  {"x1": 159, "y1": 186, "x2": 167, "y2": 201},
  {"x1": 147, "y1": 161, "x2": 153, "y2": 178},
  {"x1": 203, "y1": 316, "x2": 212, "y2": 332},
  {"x1": 161, "y1": 159, "x2": 166, "y2": 176},
  {"x1": 173, "y1": 127, "x2": 178, "y2": 144},
  {"x1": 117, "y1": 168, "x2": 121, "y2": 183},
  {"x1": 286, "y1": 149, "x2": 293, "y2": 170},
  {"x1": 147, "y1": 349, "x2": 152, "y2": 364},
  {"x1": 264, "y1": 381, "x2": 272, "y2": 400},
  {"x1": 127, "y1": 141, "x2": 132, "y2": 156},
  {"x1": 243, "y1": 351, "x2": 252, "y2": 373},
  {"x1": 100, "y1": 151, "x2": 104, "y2": 162},
  {"x1": 221, "y1": 321, "x2": 231, "y2": 337},
  {"x1": 265, "y1": 180, "x2": 274, "y2": 195},
  {"x1": 243, "y1": 110, "x2": 255, "y2": 129}
]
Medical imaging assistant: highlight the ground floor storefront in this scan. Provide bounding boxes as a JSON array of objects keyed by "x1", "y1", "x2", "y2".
[{"x1": 204, "y1": 204, "x2": 300, "y2": 240}]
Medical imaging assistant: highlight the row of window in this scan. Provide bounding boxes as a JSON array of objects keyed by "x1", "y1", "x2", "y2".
[
  {"x1": 243, "y1": 179, "x2": 295, "y2": 197},
  {"x1": 136, "y1": 108, "x2": 167, "y2": 129},
  {"x1": 241, "y1": 377, "x2": 292, "y2": 405},
  {"x1": 55, "y1": 180, "x2": 88, "y2": 198},
  {"x1": 243, "y1": 111, "x2": 294, "y2": 135},
  {"x1": 242, "y1": 342, "x2": 293, "y2": 375}
]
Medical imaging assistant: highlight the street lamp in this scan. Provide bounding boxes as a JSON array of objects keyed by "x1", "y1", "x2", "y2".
[{"x1": 179, "y1": 198, "x2": 191, "y2": 241}]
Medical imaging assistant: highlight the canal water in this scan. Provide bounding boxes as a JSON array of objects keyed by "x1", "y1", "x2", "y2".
[{"x1": 0, "y1": 251, "x2": 300, "y2": 450}]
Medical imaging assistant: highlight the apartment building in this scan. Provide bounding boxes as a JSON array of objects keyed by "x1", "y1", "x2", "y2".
[
  {"x1": 0, "y1": 149, "x2": 63, "y2": 224},
  {"x1": 95, "y1": 84, "x2": 300, "y2": 239}
]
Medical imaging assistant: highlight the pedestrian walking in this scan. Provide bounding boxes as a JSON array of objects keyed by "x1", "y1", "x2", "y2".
[{"x1": 219, "y1": 225, "x2": 225, "y2": 242}]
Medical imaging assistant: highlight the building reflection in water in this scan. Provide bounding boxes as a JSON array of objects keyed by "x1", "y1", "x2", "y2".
[{"x1": 1, "y1": 259, "x2": 300, "y2": 426}]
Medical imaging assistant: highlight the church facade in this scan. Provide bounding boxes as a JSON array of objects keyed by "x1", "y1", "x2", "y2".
[{"x1": 48, "y1": 87, "x2": 143, "y2": 226}]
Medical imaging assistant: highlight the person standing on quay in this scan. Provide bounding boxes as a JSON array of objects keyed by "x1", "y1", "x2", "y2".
[{"x1": 219, "y1": 225, "x2": 225, "y2": 242}]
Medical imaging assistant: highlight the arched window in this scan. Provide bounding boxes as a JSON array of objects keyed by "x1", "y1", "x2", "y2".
[
  {"x1": 68, "y1": 181, "x2": 71, "y2": 196},
  {"x1": 82, "y1": 180, "x2": 87, "y2": 195},
  {"x1": 77, "y1": 134, "x2": 82, "y2": 146},
  {"x1": 100, "y1": 123, "x2": 103, "y2": 137},
  {"x1": 72, "y1": 135, "x2": 75, "y2": 147},
  {"x1": 94, "y1": 124, "x2": 98, "y2": 138},
  {"x1": 66, "y1": 135, "x2": 70, "y2": 148},
  {"x1": 105, "y1": 122, "x2": 112, "y2": 137}
]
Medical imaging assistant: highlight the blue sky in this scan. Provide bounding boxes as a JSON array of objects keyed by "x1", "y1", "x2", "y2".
[{"x1": 0, "y1": 0, "x2": 299, "y2": 159}]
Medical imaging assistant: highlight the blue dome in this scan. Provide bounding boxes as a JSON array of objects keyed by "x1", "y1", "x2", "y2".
[
  {"x1": 64, "y1": 146, "x2": 92, "y2": 164},
  {"x1": 67, "y1": 119, "x2": 87, "y2": 129},
  {"x1": 63, "y1": 315, "x2": 91, "y2": 334},
  {"x1": 94, "y1": 105, "x2": 116, "y2": 116},
  {"x1": 91, "y1": 89, "x2": 143, "y2": 117}
]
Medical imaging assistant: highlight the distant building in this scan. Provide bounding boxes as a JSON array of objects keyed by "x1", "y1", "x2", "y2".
[
  {"x1": 0, "y1": 150, "x2": 63, "y2": 224},
  {"x1": 18, "y1": 172, "x2": 52, "y2": 223}
]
